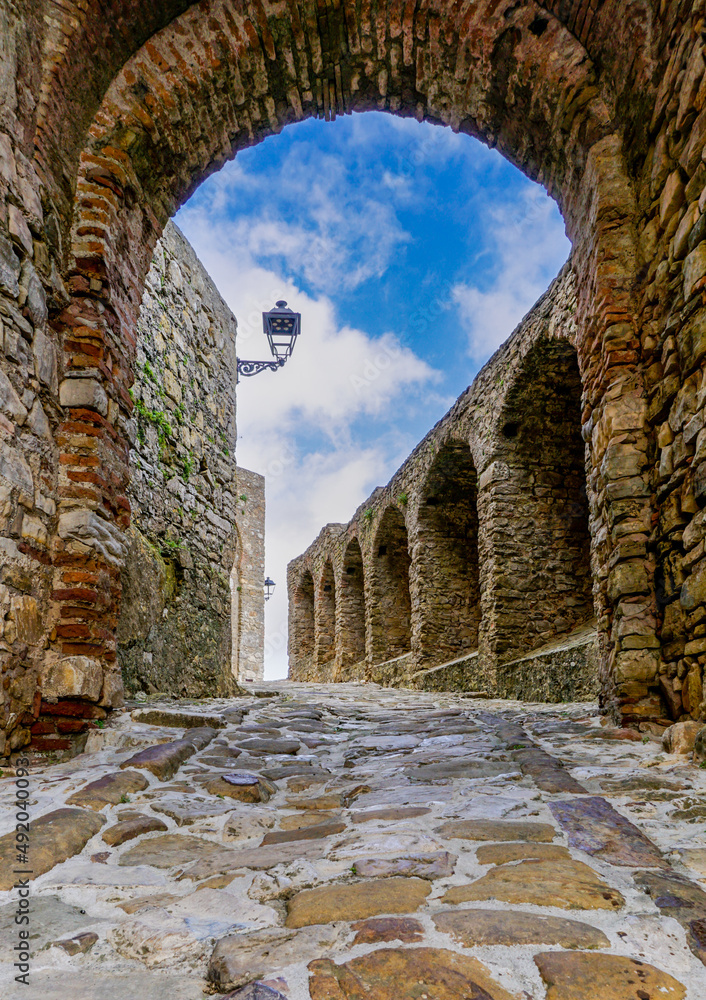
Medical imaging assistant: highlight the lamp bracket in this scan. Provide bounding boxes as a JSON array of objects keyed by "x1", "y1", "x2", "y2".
[{"x1": 237, "y1": 358, "x2": 286, "y2": 381}]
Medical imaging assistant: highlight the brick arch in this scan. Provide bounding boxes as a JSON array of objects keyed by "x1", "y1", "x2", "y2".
[
  {"x1": 485, "y1": 335, "x2": 595, "y2": 686},
  {"x1": 289, "y1": 569, "x2": 315, "y2": 676},
  {"x1": 336, "y1": 537, "x2": 366, "y2": 680},
  {"x1": 316, "y1": 560, "x2": 336, "y2": 669},
  {"x1": 46, "y1": 0, "x2": 660, "y2": 722},
  {"x1": 368, "y1": 506, "x2": 412, "y2": 668},
  {"x1": 410, "y1": 438, "x2": 480, "y2": 669},
  {"x1": 64, "y1": 0, "x2": 624, "y2": 328}
]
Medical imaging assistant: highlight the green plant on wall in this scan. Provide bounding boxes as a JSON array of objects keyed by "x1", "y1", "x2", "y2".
[
  {"x1": 182, "y1": 451, "x2": 194, "y2": 482},
  {"x1": 363, "y1": 509, "x2": 373, "y2": 523},
  {"x1": 398, "y1": 492, "x2": 408, "y2": 506},
  {"x1": 134, "y1": 397, "x2": 173, "y2": 448}
]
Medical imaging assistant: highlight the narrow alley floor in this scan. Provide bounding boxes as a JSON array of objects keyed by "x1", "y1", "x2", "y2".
[{"x1": 1, "y1": 682, "x2": 705, "y2": 999}]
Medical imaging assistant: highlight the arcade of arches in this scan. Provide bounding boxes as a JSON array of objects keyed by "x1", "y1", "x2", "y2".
[
  {"x1": 2, "y1": 2, "x2": 706, "y2": 752},
  {"x1": 289, "y1": 267, "x2": 600, "y2": 700}
]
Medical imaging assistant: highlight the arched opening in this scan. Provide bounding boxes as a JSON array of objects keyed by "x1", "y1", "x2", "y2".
[
  {"x1": 369, "y1": 507, "x2": 412, "y2": 665},
  {"x1": 493, "y1": 338, "x2": 594, "y2": 670},
  {"x1": 289, "y1": 570, "x2": 315, "y2": 677},
  {"x1": 316, "y1": 560, "x2": 337, "y2": 670},
  {"x1": 338, "y1": 538, "x2": 366, "y2": 677},
  {"x1": 25, "y1": 0, "x2": 660, "y2": 732},
  {"x1": 413, "y1": 441, "x2": 480, "y2": 668}
]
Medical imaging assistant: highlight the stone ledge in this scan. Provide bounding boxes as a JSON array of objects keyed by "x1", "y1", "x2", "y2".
[{"x1": 496, "y1": 623, "x2": 599, "y2": 703}]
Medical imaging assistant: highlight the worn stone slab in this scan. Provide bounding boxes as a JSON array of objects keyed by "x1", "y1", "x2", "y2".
[
  {"x1": 433, "y1": 907, "x2": 609, "y2": 949},
  {"x1": 351, "y1": 806, "x2": 431, "y2": 823},
  {"x1": 118, "y1": 833, "x2": 238, "y2": 870},
  {"x1": 132, "y1": 709, "x2": 225, "y2": 729},
  {"x1": 235, "y1": 737, "x2": 301, "y2": 754},
  {"x1": 152, "y1": 797, "x2": 235, "y2": 825},
  {"x1": 180, "y1": 839, "x2": 330, "y2": 879},
  {"x1": 330, "y1": 831, "x2": 446, "y2": 861},
  {"x1": 351, "y1": 916, "x2": 424, "y2": 945},
  {"x1": 534, "y1": 951, "x2": 686, "y2": 999},
  {"x1": 260, "y1": 821, "x2": 346, "y2": 845},
  {"x1": 0, "y1": 808, "x2": 104, "y2": 889},
  {"x1": 353, "y1": 851, "x2": 456, "y2": 880},
  {"x1": 438, "y1": 819, "x2": 556, "y2": 842},
  {"x1": 198, "y1": 749, "x2": 244, "y2": 767},
  {"x1": 634, "y1": 869, "x2": 706, "y2": 965},
  {"x1": 102, "y1": 814, "x2": 168, "y2": 846},
  {"x1": 549, "y1": 796, "x2": 667, "y2": 868},
  {"x1": 205, "y1": 772, "x2": 276, "y2": 802},
  {"x1": 285, "y1": 785, "x2": 369, "y2": 810},
  {"x1": 209, "y1": 924, "x2": 350, "y2": 991},
  {"x1": 476, "y1": 842, "x2": 573, "y2": 865},
  {"x1": 406, "y1": 760, "x2": 520, "y2": 781},
  {"x1": 120, "y1": 728, "x2": 216, "y2": 780},
  {"x1": 308, "y1": 948, "x2": 515, "y2": 1000},
  {"x1": 262, "y1": 765, "x2": 327, "y2": 781},
  {"x1": 67, "y1": 769, "x2": 149, "y2": 810},
  {"x1": 442, "y1": 858, "x2": 624, "y2": 910},
  {"x1": 513, "y1": 747, "x2": 588, "y2": 793},
  {"x1": 279, "y1": 810, "x2": 342, "y2": 830},
  {"x1": 286, "y1": 876, "x2": 432, "y2": 927}
]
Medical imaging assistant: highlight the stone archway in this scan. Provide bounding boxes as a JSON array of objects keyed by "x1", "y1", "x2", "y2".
[
  {"x1": 11, "y1": 0, "x2": 705, "y2": 747},
  {"x1": 412, "y1": 440, "x2": 481, "y2": 670},
  {"x1": 289, "y1": 570, "x2": 315, "y2": 679},
  {"x1": 483, "y1": 336, "x2": 595, "y2": 696},
  {"x1": 44, "y1": 1, "x2": 656, "y2": 724},
  {"x1": 316, "y1": 561, "x2": 337, "y2": 670},
  {"x1": 369, "y1": 507, "x2": 412, "y2": 668},
  {"x1": 336, "y1": 537, "x2": 366, "y2": 680}
]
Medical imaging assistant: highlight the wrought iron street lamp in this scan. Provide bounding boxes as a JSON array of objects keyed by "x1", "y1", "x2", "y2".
[
  {"x1": 237, "y1": 301, "x2": 301, "y2": 380},
  {"x1": 264, "y1": 577, "x2": 276, "y2": 601}
]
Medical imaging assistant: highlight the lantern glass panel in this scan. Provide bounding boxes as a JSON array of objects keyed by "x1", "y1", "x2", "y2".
[{"x1": 263, "y1": 301, "x2": 301, "y2": 361}]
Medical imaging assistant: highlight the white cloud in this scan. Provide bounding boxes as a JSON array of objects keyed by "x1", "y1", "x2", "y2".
[
  {"x1": 179, "y1": 139, "x2": 409, "y2": 294},
  {"x1": 452, "y1": 186, "x2": 570, "y2": 360}
]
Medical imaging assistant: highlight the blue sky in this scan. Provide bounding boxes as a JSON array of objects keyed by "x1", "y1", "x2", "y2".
[{"x1": 175, "y1": 112, "x2": 570, "y2": 678}]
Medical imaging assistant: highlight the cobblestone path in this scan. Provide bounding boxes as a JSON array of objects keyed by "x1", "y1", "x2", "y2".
[{"x1": 1, "y1": 683, "x2": 706, "y2": 998}]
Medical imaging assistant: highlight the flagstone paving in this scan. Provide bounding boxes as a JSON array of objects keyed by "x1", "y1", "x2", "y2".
[{"x1": 1, "y1": 681, "x2": 706, "y2": 998}]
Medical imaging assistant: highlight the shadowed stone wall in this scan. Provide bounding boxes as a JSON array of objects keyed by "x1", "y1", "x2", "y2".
[
  {"x1": 4, "y1": 1, "x2": 706, "y2": 745},
  {"x1": 116, "y1": 222, "x2": 241, "y2": 700}
]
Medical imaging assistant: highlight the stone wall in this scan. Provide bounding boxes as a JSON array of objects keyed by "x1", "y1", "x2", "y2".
[
  {"x1": 231, "y1": 467, "x2": 265, "y2": 684},
  {"x1": 288, "y1": 265, "x2": 600, "y2": 702},
  {"x1": 116, "y1": 224, "x2": 263, "y2": 699}
]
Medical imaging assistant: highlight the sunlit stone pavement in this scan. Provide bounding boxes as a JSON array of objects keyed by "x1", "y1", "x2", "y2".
[{"x1": 1, "y1": 682, "x2": 706, "y2": 999}]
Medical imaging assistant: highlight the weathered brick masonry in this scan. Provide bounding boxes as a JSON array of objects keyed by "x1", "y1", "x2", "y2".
[
  {"x1": 289, "y1": 266, "x2": 599, "y2": 700},
  {"x1": 0, "y1": 1, "x2": 705, "y2": 748}
]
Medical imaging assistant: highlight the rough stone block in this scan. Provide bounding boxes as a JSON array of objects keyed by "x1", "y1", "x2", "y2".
[
  {"x1": 42, "y1": 655, "x2": 103, "y2": 701},
  {"x1": 683, "y1": 241, "x2": 706, "y2": 298},
  {"x1": 59, "y1": 377, "x2": 108, "y2": 415}
]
